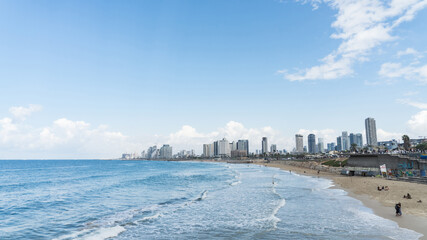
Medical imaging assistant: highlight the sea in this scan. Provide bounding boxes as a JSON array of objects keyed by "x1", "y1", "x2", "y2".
[{"x1": 0, "y1": 160, "x2": 422, "y2": 240}]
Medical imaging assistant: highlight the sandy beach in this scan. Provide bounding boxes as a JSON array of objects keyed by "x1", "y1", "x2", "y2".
[{"x1": 256, "y1": 161, "x2": 427, "y2": 239}]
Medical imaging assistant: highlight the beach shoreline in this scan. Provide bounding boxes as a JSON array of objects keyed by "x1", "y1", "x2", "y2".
[{"x1": 252, "y1": 160, "x2": 427, "y2": 240}]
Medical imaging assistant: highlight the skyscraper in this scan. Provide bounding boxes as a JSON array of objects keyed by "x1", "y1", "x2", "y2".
[
  {"x1": 342, "y1": 131, "x2": 349, "y2": 151},
  {"x1": 308, "y1": 134, "x2": 316, "y2": 153},
  {"x1": 349, "y1": 133, "x2": 356, "y2": 145},
  {"x1": 356, "y1": 133, "x2": 363, "y2": 148},
  {"x1": 159, "y1": 144, "x2": 173, "y2": 159},
  {"x1": 270, "y1": 144, "x2": 277, "y2": 153},
  {"x1": 237, "y1": 139, "x2": 249, "y2": 156},
  {"x1": 318, "y1": 138, "x2": 324, "y2": 153},
  {"x1": 327, "y1": 142, "x2": 336, "y2": 152},
  {"x1": 337, "y1": 136, "x2": 342, "y2": 151},
  {"x1": 203, "y1": 143, "x2": 214, "y2": 157},
  {"x1": 365, "y1": 117, "x2": 378, "y2": 147},
  {"x1": 295, "y1": 134, "x2": 304, "y2": 153},
  {"x1": 262, "y1": 137, "x2": 268, "y2": 154},
  {"x1": 218, "y1": 138, "x2": 230, "y2": 157}
]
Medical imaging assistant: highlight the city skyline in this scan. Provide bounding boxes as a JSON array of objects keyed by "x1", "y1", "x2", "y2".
[{"x1": 1, "y1": 1, "x2": 427, "y2": 158}]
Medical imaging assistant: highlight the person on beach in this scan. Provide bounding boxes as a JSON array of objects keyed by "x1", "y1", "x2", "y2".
[{"x1": 395, "y1": 203, "x2": 402, "y2": 216}]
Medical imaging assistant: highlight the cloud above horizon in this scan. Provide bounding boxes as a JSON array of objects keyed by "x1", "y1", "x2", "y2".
[
  {"x1": 0, "y1": 105, "x2": 140, "y2": 159},
  {"x1": 397, "y1": 98, "x2": 427, "y2": 135},
  {"x1": 1, "y1": 104, "x2": 426, "y2": 158},
  {"x1": 9, "y1": 104, "x2": 42, "y2": 120},
  {"x1": 279, "y1": 0, "x2": 427, "y2": 81}
]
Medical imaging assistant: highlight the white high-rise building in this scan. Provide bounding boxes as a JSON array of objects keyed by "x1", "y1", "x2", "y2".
[
  {"x1": 318, "y1": 138, "x2": 324, "y2": 153},
  {"x1": 295, "y1": 134, "x2": 304, "y2": 153},
  {"x1": 219, "y1": 138, "x2": 231, "y2": 157},
  {"x1": 159, "y1": 144, "x2": 173, "y2": 159},
  {"x1": 342, "y1": 131, "x2": 349, "y2": 151},
  {"x1": 203, "y1": 143, "x2": 214, "y2": 157},
  {"x1": 365, "y1": 117, "x2": 378, "y2": 147},
  {"x1": 270, "y1": 144, "x2": 277, "y2": 153}
]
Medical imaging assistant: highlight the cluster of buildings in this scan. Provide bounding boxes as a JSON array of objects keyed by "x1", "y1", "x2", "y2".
[
  {"x1": 121, "y1": 117, "x2": 425, "y2": 160},
  {"x1": 121, "y1": 144, "x2": 195, "y2": 160},
  {"x1": 202, "y1": 139, "x2": 249, "y2": 158},
  {"x1": 295, "y1": 117, "x2": 377, "y2": 154}
]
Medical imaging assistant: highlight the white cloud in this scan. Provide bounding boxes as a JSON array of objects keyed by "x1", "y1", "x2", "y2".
[
  {"x1": 377, "y1": 128, "x2": 402, "y2": 141},
  {"x1": 403, "y1": 91, "x2": 419, "y2": 96},
  {"x1": 9, "y1": 104, "x2": 42, "y2": 120},
  {"x1": 279, "y1": 0, "x2": 427, "y2": 81},
  {"x1": 407, "y1": 110, "x2": 427, "y2": 134},
  {"x1": 0, "y1": 110, "x2": 138, "y2": 158},
  {"x1": 379, "y1": 62, "x2": 427, "y2": 84},
  {"x1": 397, "y1": 99, "x2": 427, "y2": 109},
  {"x1": 397, "y1": 48, "x2": 419, "y2": 57},
  {"x1": 397, "y1": 99, "x2": 427, "y2": 135}
]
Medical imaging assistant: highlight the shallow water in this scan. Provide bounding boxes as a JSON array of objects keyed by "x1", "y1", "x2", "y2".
[{"x1": 0, "y1": 160, "x2": 422, "y2": 239}]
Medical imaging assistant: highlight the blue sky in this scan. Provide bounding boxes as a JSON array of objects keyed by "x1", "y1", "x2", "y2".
[{"x1": 1, "y1": 0, "x2": 427, "y2": 158}]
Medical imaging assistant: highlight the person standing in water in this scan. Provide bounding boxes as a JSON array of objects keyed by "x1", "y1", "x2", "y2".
[{"x1": 395, "y1": 203, "x2": 402, "y2": 216}]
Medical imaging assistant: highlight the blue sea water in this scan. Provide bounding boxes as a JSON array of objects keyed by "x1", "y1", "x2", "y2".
[{"x1": 0, "y1": 160, "x2": 422, "y2": 240}]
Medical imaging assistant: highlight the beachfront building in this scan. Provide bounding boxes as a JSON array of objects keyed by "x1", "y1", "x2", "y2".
[
  {"x1": 308, "y1": 134, "x2": 316, "y2": 153},
  {"x1": 230, "y1": 141, "x2": 237, "y2": 151},
  {"x1": 318, "y1": 138, "x2": 324, "y2": 153},
  {"x1": 203, "y1": 143, "x2": 214, "y2": 157},
  {"x1": 237, "y1": 140, "x2": 249, "y2": 156},
  {"x1": 159, "y1": 144, "x2": 173, "y2": 159},
  {"x1": 365, "y1": 117, "x2": 378, "y2": 147},
  {"x1": 231, "y1": 150, "x2": 247, "y2": 158},
  {"x1": 147, "y1": 146, "x2": 158, "y2": 159},
  {"x1": 262, "y1": 137, "x2": 268, "y2": 154},
  {"x1": 270, "y1": 144, "x2": 277, "y2": 153},
  {"x1": 218, "y1": 138, "x2": 231, "y2": 157},
  {"x1": 295, "y1": 134, "x2": 304, "y2": 153},
  {"x1": 336, "y1": 136, "x2": 342, "y2": 151},
  {"x1": 213, "y1": 141, "x2": 219, "y2": 156},
  {"x1": 342, "y1": 131, "x2": 349, "y2": 151}
]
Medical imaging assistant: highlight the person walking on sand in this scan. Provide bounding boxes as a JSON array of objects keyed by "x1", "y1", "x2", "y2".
[{"x1": 395, "y1": 203, "x2": 402, "y2": 216}]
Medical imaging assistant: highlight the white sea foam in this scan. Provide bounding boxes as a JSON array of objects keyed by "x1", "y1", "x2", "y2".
[
  {"x1": 81, "y1": 225, "x2": 125, "y2": 240},
  {"x1": 137, "y1": 213, "x2": 162, "y2": 223},
  {"x1": 200, "y1": 190, "x2": 208, "y2": 200},
  {"x1": 230, "y1": 180, "x2": 241, "y2": 186},
  {"x1": 271, "y1": 198, "x2": 286, "y2": 226},
  {"x1": 52, "y1": 229, "x2": 92, "y2": 240}
]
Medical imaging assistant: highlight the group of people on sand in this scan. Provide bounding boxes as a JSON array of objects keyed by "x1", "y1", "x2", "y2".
[
  {"x1": 395, "y1": 193, "x2": 424, "y2": 216},
  {"x1": 403, "y1": 193, "x2": 423, "y2": 203},
  {"x1": 377, "y1": 185, "x2": 389, "y2": 191}
]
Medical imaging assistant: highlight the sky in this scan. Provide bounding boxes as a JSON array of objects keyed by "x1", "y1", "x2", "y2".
[{"x1": 1, "y1": 0, "x2": 427, "y2": 158}]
